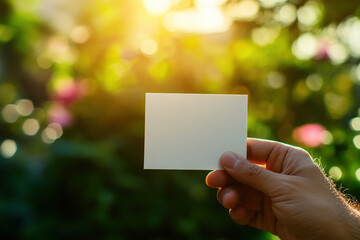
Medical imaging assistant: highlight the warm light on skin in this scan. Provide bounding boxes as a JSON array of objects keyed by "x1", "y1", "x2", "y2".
[
  {"x1": 329, "y1": 166, "x2": 342, "y2": 181},
  {"x1": 0, "y1": 139, "x2": 17, "y2": 158}
]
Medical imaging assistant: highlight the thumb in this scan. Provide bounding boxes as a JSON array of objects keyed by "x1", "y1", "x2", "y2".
[{"x1": 221, "y1": 152, "x2": 280, "y2": 195}]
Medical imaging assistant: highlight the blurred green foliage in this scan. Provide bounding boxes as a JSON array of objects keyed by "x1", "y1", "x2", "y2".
[{"x1": 1, "y1": 0, "x2": 360, "y2": 239}]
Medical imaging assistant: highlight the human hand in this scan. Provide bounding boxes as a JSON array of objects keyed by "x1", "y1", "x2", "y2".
[{"x1": 206, "y1": 138, "x2": 360, "y2": 240}]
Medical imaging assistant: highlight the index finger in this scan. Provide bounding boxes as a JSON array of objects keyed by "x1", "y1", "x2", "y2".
[{"x1": 247, "y1": 138, "x2": 289, "y2": 163}]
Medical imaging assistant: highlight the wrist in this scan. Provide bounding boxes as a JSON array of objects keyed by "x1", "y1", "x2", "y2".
[{"x1": 338, "y1": 204, "x2": 360, "y2": 240}]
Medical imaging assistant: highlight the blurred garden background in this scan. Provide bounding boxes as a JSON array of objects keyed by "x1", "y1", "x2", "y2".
[{"x1": 1, "y1": 0, "x2": 360, "y2": 239}]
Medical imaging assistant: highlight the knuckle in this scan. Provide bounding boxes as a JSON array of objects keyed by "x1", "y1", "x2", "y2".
[
  {"x1": 294, "y1": 147, "x2": 312, "y2": 159},
  {"x1": 244, "y1": 164, "x2": 262, "y2": 177}
]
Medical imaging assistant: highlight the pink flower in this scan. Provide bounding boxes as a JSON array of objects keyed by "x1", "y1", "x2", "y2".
[
  {"x1": 314, "y1": 40, "x2": 330, "y2": 61},
  {"x1": 292, "y1": 123, "x2": 327, "y2": 147},
  {"x1": 53, "y1": 80, "x2": 87, "y2": 106},
  {"x1": 48, "y1": 103, "x2": 73, "y2": 127}
]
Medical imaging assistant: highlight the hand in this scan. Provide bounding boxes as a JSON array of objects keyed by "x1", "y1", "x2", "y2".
[{"x1": 206, "y1": 138, "x2": 360, "y2": 240}]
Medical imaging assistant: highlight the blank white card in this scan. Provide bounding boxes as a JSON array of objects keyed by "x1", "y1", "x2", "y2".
[{"x1": 144, "y1": 93, "x2": 247, "y2": 170}]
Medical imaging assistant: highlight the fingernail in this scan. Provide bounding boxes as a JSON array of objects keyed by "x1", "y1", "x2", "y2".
[{"x1": 221, "y1": 152, "x2": 239, "y2": 169}]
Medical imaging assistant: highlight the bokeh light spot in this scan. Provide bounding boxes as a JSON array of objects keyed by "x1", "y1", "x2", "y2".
[
  {"x1": 337, "y1": 17, "x2": 360, "y2": 58},
  {"x1": 252, "y1": 27, "x2": 279, "y2": 46},
  {"x1": 328, "y1": 43, "x2": 348, "y2": 65},
  {"x1": 350, "y1": 117, "x2": 360, "y2": 131},
  {"x1": 140, "y1": 38, "x2": 158, "y2": 55},
  {"x1": 16, "y1": 99, "x2": 34, "y2": 116},
  {"x1": 226, "y1": 0, "x2": 259, "y2": 20},
  {"x1": 353, "y1": 135, "x2": 360, "y2": 149},
  {"x1": 275, "y1": 4, "x2": 297, "y2": 25},
  {"x1": 292, "y1": 123, "x2": 327, "y2": 147},
  {"x1": 329, "y1": 166, "x2": 342, "y2": 180},
  {"x1": 2, "y1": 104, "x2": 19, "y2": 123},
  {"x1": 305, "y1": 74, "x2": 323, "y2": 91},
  {"x1": 355, "y1": 168, "x2": 360, "y2": 181},
  {"x1": 41, "y1": 127, "x2": 57, "y2": 144},
  {"x1": 0, "y1": 24, "x2": 13, "y2": 42},
  {"x1": 292, "y1": 33, "x2": 317, "y2": 60},
  {"x1": 0, "y1": 139, "x2": 17, "y2": 158},
  {"x1": 37, "y1": 54, "x2": 52, "y2": 69},
  {"x1": 259, "y1": 0, "x2": 286, "y2": 9},
  {"x1": 323, "y1": 131, "x2": 333, "y2": 145},
  {"x1": 297, "y1": 1, "x2": 321, "y2": 27},
  {"x1": 22, "y1": 118, "x2": 40, "y2": 136},
  {"x1": 70, "y1": 25, "x2": 90, "y2": 44},
  {"x1": 48, "y1": 122, "x2": 63, "y2": 139},
  {"x1": 267, "y1": 72, "x2": 286, "y2": 89},
  {"x1": 164, "y1": 8, "x2": 231, "y2": 34}
]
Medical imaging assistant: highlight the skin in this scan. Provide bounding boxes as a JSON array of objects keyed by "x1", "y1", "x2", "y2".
[{"x1": 206, "y1": 138, "x2": 360, "y2": 240}]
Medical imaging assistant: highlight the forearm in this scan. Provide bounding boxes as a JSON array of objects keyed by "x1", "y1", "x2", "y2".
[
  {"x1": 325, "y1": 190, "x2": 360, "y2": 240},
  {"x1": 345, "y1": 207, "x2": 360, "y2": 240}
]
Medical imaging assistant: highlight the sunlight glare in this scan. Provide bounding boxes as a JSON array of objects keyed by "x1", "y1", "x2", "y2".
[
  {"x1": 164, "y1": 8, "x2": 231, "y2": 34},
  {"x1": 226, "y1": 0, "x2": 259, "y2": 20},
  {"x1": 143, "y1": 0, "x2": 172, "y2": 16}
]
